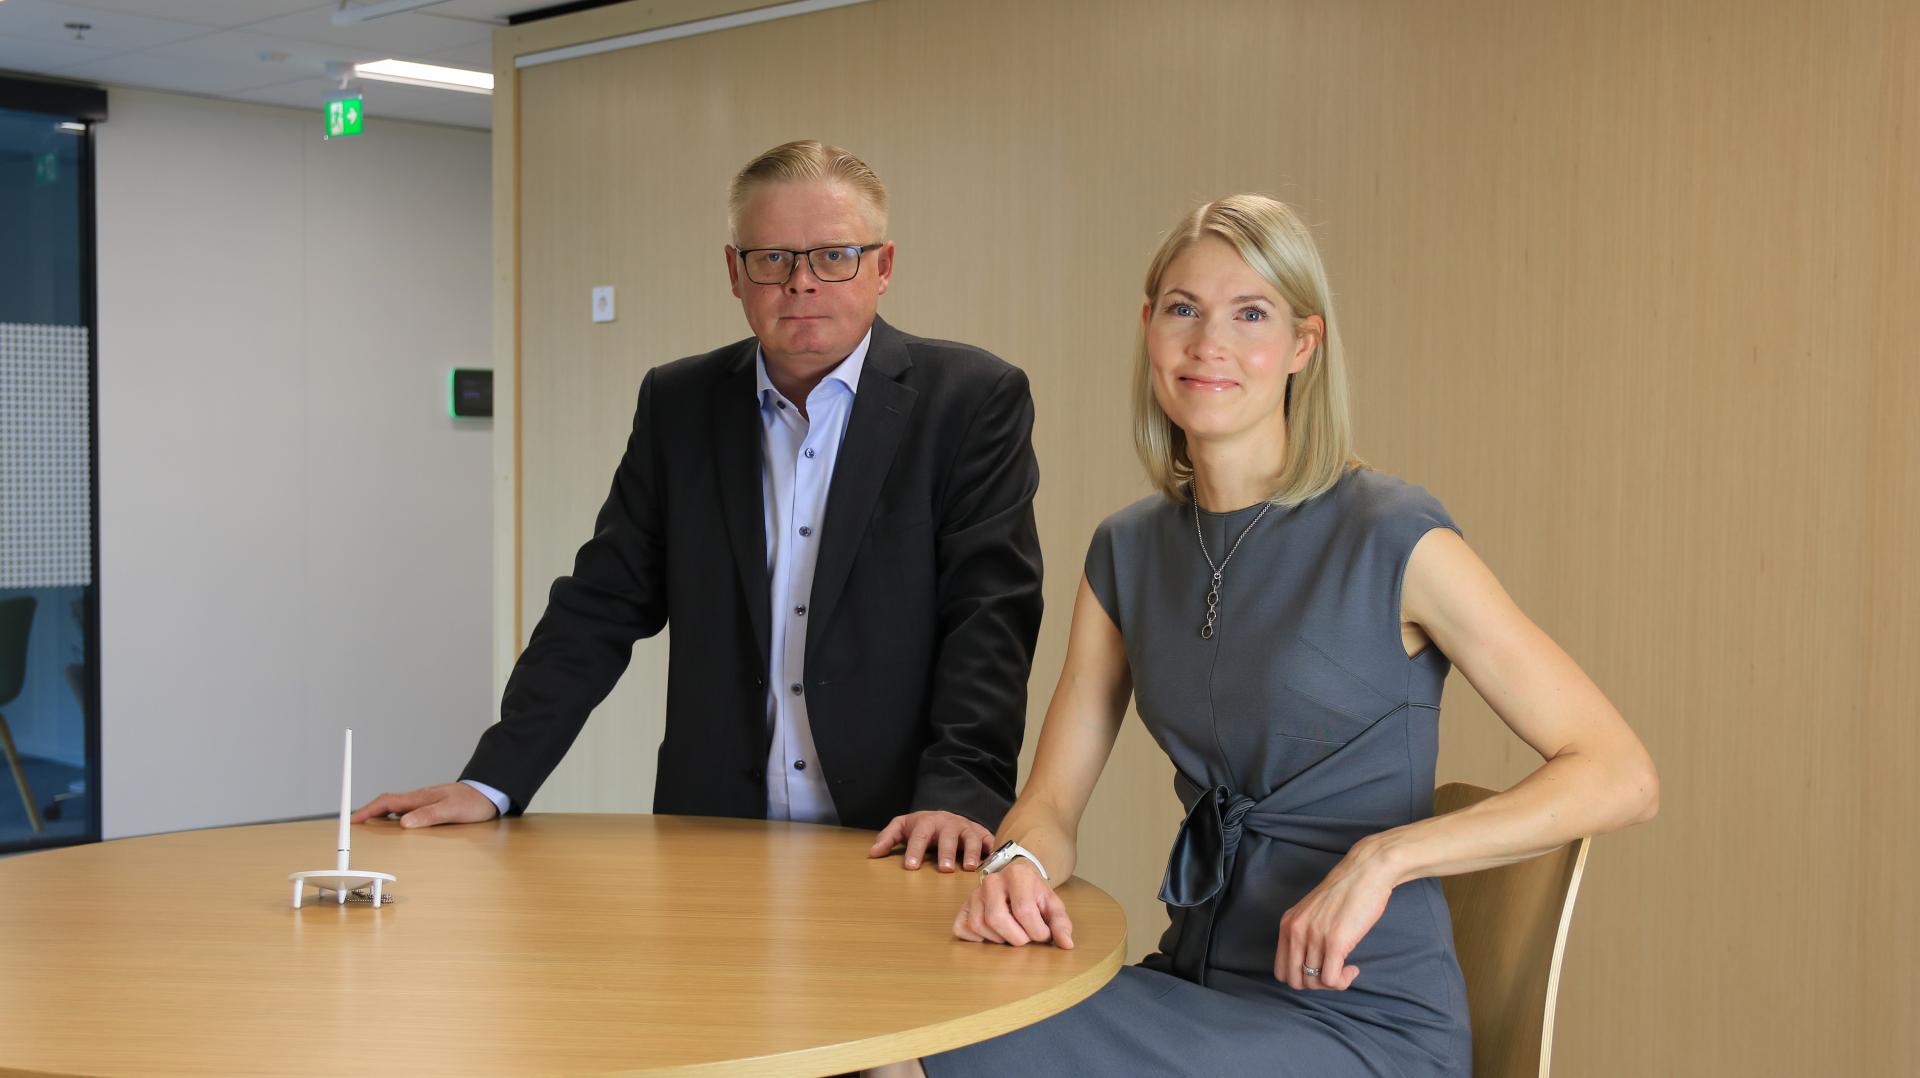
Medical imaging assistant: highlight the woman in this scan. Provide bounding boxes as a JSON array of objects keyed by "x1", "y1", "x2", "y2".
[{"x1": 893, "y1": 195, "x2": 1659, "y2": 1077}]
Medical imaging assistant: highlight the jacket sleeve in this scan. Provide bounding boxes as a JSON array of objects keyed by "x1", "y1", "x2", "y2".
[
  {"x1": 458, "y1": 369, "x2": 670, "y2": 812},
  {"x1": 910, "y1": 364, "x2": 1044, "y2": 830}
]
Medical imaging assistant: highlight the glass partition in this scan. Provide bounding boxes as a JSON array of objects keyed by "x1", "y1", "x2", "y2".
[{"x1": 0, "y1": 82, "x2": 102, "y2": 853}]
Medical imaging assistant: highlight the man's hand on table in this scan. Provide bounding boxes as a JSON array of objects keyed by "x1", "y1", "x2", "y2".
[
  {"x1": 867, "y1": 810, "x2": 994, "y2": 872},
  {"x1": 352, "y1": 782, "x2": 499, "y2": 828}
]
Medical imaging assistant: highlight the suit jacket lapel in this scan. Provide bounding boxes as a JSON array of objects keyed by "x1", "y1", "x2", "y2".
[
  {"x1": 712, "y1": 342, "x2": 771, "y2": 670},
  {"x1": 807, "y1": 318, "x2": 916, "y2": 659}
]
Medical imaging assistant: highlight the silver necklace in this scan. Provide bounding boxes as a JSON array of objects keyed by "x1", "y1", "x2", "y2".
[{"x1": 1192, "y1": 490, "x2": 1273, "y2": 640}]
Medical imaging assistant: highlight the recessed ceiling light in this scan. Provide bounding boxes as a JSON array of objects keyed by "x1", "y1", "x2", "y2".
[{"x1": 353, "y1": 59, "x2": 493, "y2": 95}]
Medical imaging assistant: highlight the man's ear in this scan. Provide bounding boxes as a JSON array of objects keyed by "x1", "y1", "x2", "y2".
[{"x1": 725, "y1": 245, "x2": 743, "y2": 297}]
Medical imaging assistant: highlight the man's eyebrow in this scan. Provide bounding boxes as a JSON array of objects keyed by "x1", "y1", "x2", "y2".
[{"x1": 739, "y1": 241, "x2": 863, "y2": 251}]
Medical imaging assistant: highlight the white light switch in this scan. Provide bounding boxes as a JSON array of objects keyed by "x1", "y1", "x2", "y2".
[{"x1": 591, "y1": 286, "x2": 616, "y2": 323}]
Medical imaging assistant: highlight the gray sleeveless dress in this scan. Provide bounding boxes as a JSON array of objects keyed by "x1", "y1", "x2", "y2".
[{"x1": 924, "y1": 468, "x2": 1472, "y2": 1077}]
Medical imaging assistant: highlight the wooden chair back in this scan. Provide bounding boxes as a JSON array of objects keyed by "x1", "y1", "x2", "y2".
[{"x1": 1435, "y1": 782, "x2": 1592, "y2": 1078}]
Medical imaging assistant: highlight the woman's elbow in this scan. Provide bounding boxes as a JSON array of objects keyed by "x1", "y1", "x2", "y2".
[{"x1": 1624, "y1": 754, "x2": 1660, "y2": 826}]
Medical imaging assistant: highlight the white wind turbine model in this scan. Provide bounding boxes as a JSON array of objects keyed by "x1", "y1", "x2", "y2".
[{"x1": 288, "y1": 730, "x2": 396, "y2": 908}]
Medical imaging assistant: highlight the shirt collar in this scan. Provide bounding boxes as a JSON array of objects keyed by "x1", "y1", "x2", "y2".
[{"x1": 754, "y1": 326, "x2": 873, "y2": 410}]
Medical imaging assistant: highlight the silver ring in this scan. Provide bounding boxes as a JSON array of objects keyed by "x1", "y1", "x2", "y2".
[{"x1": 1301, "y1": 965, "x2": 1321, "y2": 977}]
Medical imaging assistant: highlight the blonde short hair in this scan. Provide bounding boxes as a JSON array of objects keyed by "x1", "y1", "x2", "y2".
[
  {"x1": 727, "y1": 140, "x2": 889, "y2": 240},
  {"x1": 1134, "y1": 194, "x2": 1359, "y2": 506}
]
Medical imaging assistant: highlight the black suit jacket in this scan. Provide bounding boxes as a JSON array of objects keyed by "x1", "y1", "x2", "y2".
[{"x1": 461, "y1": 316, "x2": 1043, "y2": 830}]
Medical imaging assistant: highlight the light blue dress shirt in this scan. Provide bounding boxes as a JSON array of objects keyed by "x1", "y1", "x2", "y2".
[
  {"x1": 464, "y1": 330, "x2": 871, "y2": 823},
  {"x1": 754, "y1": 330, "x2": 868, "y2": 825}
]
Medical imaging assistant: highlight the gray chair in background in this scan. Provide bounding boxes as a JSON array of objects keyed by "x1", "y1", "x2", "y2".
[{"x1": 0, "y1": 596, "x2": 44, "y2": 834}]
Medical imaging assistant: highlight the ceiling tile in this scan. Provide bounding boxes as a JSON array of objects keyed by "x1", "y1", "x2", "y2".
[
  {"x1": 425, "y1": 1, "x2": 536, "y2": 20},
  {"x1": 0, "y1": 32, "x2": 117, "y2": 75},
  {"x1": 127, "y1": 27, "x2": 386, "y2": 89},
  {"x1": 0, "y1": 0, "x2": 213, "y2": 52},
  {"x1": 53, "y1": 1, "x2": 323, "y2": 30},
  {"x1": 51, "y1": 48, "x2": 313, "y2": 95},
  {"x1": 245, "y1": 5, "x2": 494, "y2": 58},
  {"x1": 420, "y1": 37, "x2": 493, "y2": 70}
]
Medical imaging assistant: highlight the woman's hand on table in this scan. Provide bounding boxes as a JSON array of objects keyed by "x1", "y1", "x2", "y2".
[{"x1": 953, "y1": 860, "x2": 1075, "y2": 949}]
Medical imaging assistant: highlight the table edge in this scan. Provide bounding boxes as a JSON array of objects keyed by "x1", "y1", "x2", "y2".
[{"x1": 610, "y1": 921, "x2": 1130, "y2": 1077}]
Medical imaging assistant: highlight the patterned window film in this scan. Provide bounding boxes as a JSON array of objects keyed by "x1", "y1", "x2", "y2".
[{"x1": 0, "y1": 322, "x2": 91, "y2": 588}]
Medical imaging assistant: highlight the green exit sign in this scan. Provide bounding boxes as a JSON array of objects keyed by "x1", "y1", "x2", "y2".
[{"x1": 324, "y1": 96, "x2": 364, "y2": 138}]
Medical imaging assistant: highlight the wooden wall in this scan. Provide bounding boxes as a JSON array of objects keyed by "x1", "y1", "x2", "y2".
[{"x1": 493, "y1": 1, "x2": 1920, "y2": 1073}]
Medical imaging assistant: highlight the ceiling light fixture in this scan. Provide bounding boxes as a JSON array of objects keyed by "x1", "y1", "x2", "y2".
[
  {"x1": 57, "y1": 122, "x2": 86, "y2": 133},
  {"x1": 352, "y1": 59, "x2": 493, "y2": 94}
]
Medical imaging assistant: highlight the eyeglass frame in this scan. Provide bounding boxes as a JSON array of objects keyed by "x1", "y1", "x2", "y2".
[{"x1": 732, "y1": 242, "x2": 888, "y2": 285}]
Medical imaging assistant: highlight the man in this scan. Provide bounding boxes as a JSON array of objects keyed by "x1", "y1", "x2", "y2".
[{"x1": 354, "y1": 141, "x2": 1043, "y2": 873}]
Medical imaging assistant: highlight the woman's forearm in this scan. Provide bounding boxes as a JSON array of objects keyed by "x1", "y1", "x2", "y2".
[{"x1": 1358, "y1": 744, "x2": 1658, "y2": 887}]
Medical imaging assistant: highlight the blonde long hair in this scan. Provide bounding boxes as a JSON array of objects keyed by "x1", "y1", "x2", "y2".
[{"x1": 1133, "y1": 195, "x2": 1359, "y2": 505}]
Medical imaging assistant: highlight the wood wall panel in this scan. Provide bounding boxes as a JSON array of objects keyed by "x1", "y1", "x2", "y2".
[{"x1": 499, "y1": 1, "x2": 1919, "y2": 1073}]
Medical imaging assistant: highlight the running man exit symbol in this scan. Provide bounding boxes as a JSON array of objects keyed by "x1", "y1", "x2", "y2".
[{"x1": 325, "y1": 97, "x2": 364, "y2": 138}]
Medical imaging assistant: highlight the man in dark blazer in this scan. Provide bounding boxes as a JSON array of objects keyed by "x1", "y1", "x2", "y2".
[{"x1": 355, "y1": 141, "x2": 1043, "y2": 873}]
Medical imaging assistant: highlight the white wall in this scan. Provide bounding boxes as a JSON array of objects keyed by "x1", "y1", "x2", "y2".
[{"x1": 95, "y1": 88, "x2": 492, "y2": 838}]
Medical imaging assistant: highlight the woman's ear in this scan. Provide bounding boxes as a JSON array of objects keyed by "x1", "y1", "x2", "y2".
[{"x1": 1292, "y1": 313, "x2": 1326, "y2": 374}]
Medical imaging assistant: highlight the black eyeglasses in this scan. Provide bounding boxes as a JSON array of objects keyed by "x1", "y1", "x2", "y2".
[{"x1": 736, "y1": 243, "x2": 884, "y2": 285}]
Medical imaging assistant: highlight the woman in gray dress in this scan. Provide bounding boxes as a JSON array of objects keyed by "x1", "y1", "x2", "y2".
[{"x1": 880, "y1": 195, "x2": 1660, "y2": 1078}]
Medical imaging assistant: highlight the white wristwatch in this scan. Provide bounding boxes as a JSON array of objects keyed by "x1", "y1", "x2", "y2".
[{"x1": 980, "y1": 840, "x2": 1050, "y2": 881}]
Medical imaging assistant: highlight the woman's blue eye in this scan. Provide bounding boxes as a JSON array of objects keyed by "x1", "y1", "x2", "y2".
[
  {"x1": 1168, "y1": 303, "x2": 1197, "y2": 317},
  {"x1": 1241, "y1": 307, "x2": 1266, "y2": 321}
]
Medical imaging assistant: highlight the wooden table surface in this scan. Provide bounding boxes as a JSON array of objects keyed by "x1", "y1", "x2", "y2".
[{"x1": 0, "y1": 814, "x2": 1126, "y2": 1076}]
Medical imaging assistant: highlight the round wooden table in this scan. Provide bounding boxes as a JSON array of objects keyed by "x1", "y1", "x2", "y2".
[{"x1": 0, "y1": 814, "x2": 1126, "y2": 1076}]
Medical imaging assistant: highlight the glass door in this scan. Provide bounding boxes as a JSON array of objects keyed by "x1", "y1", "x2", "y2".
[{"x1": 0, "y1": 77, "x2": 104, "y2": 852}]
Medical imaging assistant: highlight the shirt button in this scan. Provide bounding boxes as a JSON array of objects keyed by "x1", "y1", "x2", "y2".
[
  {"x1": 794, "y1": 604, "x2": 806, "y2": 616},
  {"x1": 803, "y1": 448, "x2": 816, "y2": 459},
  {"x1": 775, "y1": 399, "x2": 787, "y2": 410},
  {"x1": 789, "y1": 683, "x2": 803, "y2": 695},
  {"x1": 798, "y1": 526, "x2": 812, "y2": 537},
  {"x1": 793, "y1": 760, "x2": 807, "y2": 771}
]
